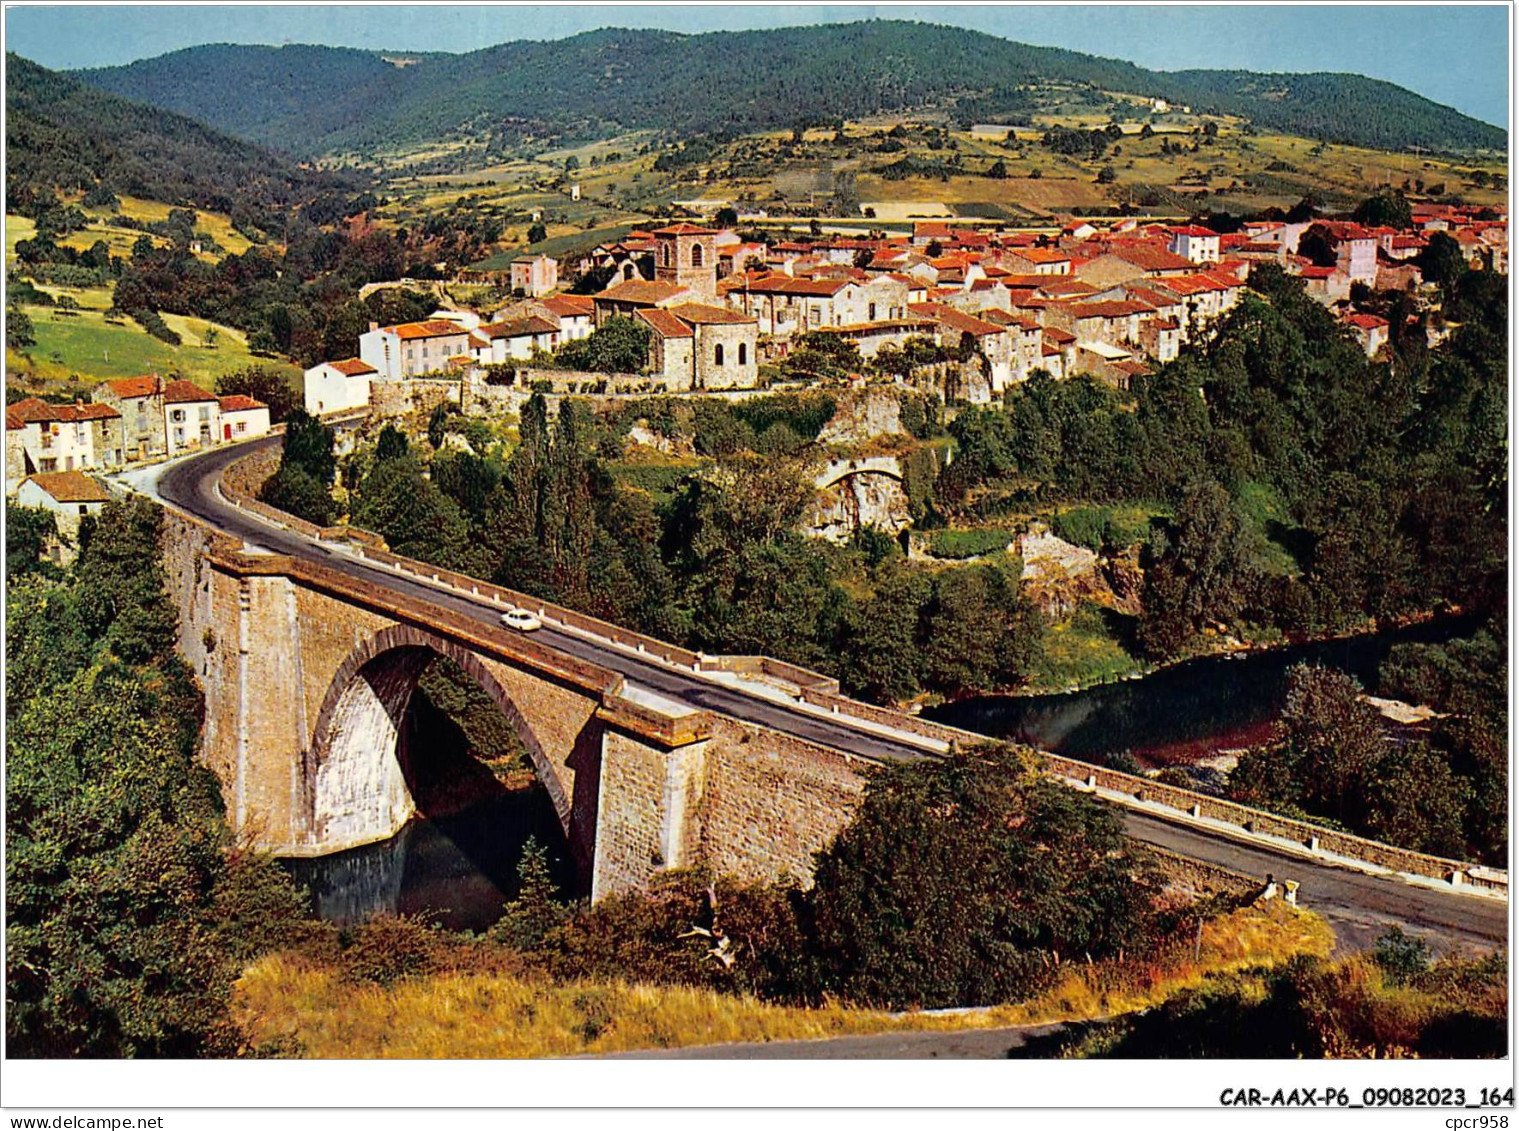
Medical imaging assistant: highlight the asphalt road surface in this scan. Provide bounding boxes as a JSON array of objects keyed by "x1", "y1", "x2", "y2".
[{"x1": 152, "y1": 436, "x2": 1509, "y2": 958}]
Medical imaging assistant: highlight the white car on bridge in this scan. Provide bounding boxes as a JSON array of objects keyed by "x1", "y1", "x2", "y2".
[{"x1": 501, "y1": 607, "x2": 543, "y2": 632}]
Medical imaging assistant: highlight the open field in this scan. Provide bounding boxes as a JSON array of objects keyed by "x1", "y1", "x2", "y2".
[
  {"x1": 8, "y1": 301, "x2": 298, "y2": 391},
  {"x1": 234, "y1": 902, "x2": 1330, "y2": 1058}
]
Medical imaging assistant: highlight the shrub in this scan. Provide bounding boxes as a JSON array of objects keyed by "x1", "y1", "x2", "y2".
[{"x1": 928, "y1": 527, "x2": 1013, "y2": 559}]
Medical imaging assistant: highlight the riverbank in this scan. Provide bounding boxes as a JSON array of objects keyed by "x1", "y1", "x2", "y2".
[{"x1": 923, "y1": 612, "x2": 1478, "y2": 767}]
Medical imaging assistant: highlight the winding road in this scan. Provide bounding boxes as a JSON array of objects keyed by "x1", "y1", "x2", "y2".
[{"x1": 146, "y1": 435, "x2": 1508, "y2": 956}]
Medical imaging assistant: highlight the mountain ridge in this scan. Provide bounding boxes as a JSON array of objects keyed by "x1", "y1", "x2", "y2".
[
  {"x1": 70, "y1": 20, "x2": 1506, "y2": 159},
  {"x1": 5, "y1": 53, "x2": 347, "y2": 223}
]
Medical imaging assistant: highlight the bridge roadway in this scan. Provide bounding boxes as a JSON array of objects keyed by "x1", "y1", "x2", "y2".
[{"x1": 152, "y1": 436, "x2": 1507, "y2": 953}]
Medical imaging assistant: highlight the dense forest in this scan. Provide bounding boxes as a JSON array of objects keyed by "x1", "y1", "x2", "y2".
[
  {"x1": 75, "y1": 21, "x2": 1505, "y2": 159},
  {"x1": 5, "y1": 54, "x2": 350, "y2": 230}
]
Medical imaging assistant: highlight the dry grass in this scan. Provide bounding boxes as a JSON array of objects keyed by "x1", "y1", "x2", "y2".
[{"x1": 233, "y1": 901, "x2": 1330, "y2": 1058}]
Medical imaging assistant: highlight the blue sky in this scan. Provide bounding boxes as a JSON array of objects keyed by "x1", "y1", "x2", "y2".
[{"x1": 6, "y1": 4, "x2": 1510, "y2": 127}]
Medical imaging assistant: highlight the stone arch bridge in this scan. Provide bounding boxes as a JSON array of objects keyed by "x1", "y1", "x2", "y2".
[
  {"x1": 143, "y1": 437, "x2": 1507, "y2": 914},
  {"x1": 157, "y1": 458, "x2": 900, "y2": 900}
]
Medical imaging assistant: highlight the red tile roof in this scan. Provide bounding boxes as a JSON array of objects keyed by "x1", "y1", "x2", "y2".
[
  {"x1": 104, "y1": 374, "x2": 163, "y2": 399},
  {"x1": 23, "y1": 470, "x2": 113, "y2": 504},
  {"x1": 162, "y1": 379, "x2": 218, "y2": 404},
  {"x1": 665, "y1": 303, "x2": 755, "y2": 327},
  {"x1": 1107, "y1": 245, "x2": 1196, "y2": 273},
  {"x1": 217, "y1": 395, "x2": 267, "y2": 413},
  {"x1": 484, "y1": 316, "x2": 560, "y2": 339},
  {"x1": 1073, "y1": 300, "x2": 1155, "y2": 319},
  {"x1": 389, "y1": 319, "x2": 470, "y2": 341},
  {"x1": 540, "y1": 294, "x2": 595, "y2": 317},
  {"x1": 651, "y1": 223, "x2": 718, "y2": 236},
  {"x1": 908, "y1": 303, "x2": 1004, "y2": 337},
  {"x1": 636, "y1": 308, "x2": 695, "y2": 338},
  {"x1": 595, "y1": 278, "x2": 690, "y2": 306},
  {"x1": 328, "y1": 357, "x2": 378, "y2": 376}
]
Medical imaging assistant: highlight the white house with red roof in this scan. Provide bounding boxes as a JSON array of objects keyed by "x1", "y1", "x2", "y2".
[
  {"x1": 162, "y1": 379, "x2": 221, "y2": 456},
  {"x1": 1344, "y1": 312, "x2": 1390, "y2": 357},
  {"x1": 534, "y1": 293, "x2": 596, "y2": 341},
  {"x1": 15, "y1": 470, "x2": 114, "y2": 563},
  {"x1": 359, "y1": 319, "x2": 477, "y2": 379},
  {"x1": 1167, "y1": 226, "x2": 1221, "y2": 264},
  {"x1": 7, "y1": 397, "x2": 125, "y2": 483},
  {"x1": 305, "y1": 357, "x2": 379, "y2": 416},
  {"x1": 476, "y1": 315, "x2": 561, "y2": 362},
  {"x1": 217, "y1": 395, "x2": 272, "y2": 441}
]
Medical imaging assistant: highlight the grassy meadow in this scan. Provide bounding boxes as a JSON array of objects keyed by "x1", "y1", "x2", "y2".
[{"x1": 234, "y1": 901, "x2": 1330, "y2": 1058}]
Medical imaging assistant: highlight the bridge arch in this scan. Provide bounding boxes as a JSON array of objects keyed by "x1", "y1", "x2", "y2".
[{"x1": 303, "y1": 624, "x2": 572, "y2": 854}]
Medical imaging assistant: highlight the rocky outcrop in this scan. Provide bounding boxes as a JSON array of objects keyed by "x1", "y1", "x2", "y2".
[
  {"x1": 1018, "y1": 521, "x2": 1111, "y2": 616},
  {"x1": 805, "y1": 470, "x2": 911, "y2": 543},
  {"x1": 817, "y1": 389, "x2": 906, "y2": 444}
]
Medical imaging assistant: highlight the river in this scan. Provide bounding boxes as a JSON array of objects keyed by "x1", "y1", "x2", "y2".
[{"x1": 924, "y1": 616, "x2": 1476, "y2": 765}]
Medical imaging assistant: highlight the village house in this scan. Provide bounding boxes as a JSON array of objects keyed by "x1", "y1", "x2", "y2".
[
  {"x1": 359, "y1": 319, "x2": 477, "y2": 379},
  {"x1": 92, "y1": 374, "x2": 167, "y2": 460},
  {"x1": 535, "y1": 293, "x2": 596, "y2": 341},
  {"x1": 510, "y1": 254, "x2": 559, "y2": 297},
  {"x1": 6, "y1": 398, "x2": 125, "y2": 482},
  {"x1": 808, "y1": 317, "x2": 937, "y2": 361},
  {"x1": 217, "y1": 395, "x2": 272, "y2": 441},
  {"x1": 908, "y1": 302, "x2": 1016, "y2": 396},
  {"x1": 1075, "y1": 244, "x2": 1196, "y2": 288},
  {"x1": 1344, "y1": 312, "x2": 1390, "y2": 357},
  {"x1": 15, "y1": 471, "x2": 114, "y2": 565},
  {"x1": 637, "y1": 302, "x2": 760, "y2": 390},
  {"x1": 304, "y1": 357, "x2": 378, "y2": 416},
  {"x1": 1002, "y1": 246, "x2": 1072, "y2": 276},
  {"x1": 1168, "y1": 225, "x2": 1222, "y2": 264},
  {"x1": 592, "y1": 277, "x2": 693, "y2": 322},
  {"x1": 1039, "y1": 327, "x2": 1078, "y2": 379},
  {"x1": 162, "y1": 379, "x2": 222, "y2": 456},
  {"x1": 476, "y1": 315, "x2": 561, "y2": 362}
]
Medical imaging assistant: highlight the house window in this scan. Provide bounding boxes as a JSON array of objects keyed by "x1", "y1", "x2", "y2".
[
  {"x1": 690, "y1": 243, "x2": 703, "y2": 268},
  {"x1": 198, "y1": 406, "x2": 210, "y2": 421},
  {"x1": 738, "y1": 343, "x2": 747, "y2": 365},
  {"x1": 236, "y1": 421, "x2": 247, "y2": 434},
  {"x1": 40, "y1": 458, "x2": 56, "y2": 472},
  {"x1": 171, "y1": 410, "x2": 185, "y2": 423},
  {"x1": 868, "y1": 302, "x2": 877, "y2": 321},
  {"x1": 714, "y1": 343, "x2": 724, "y2": 366},
  {"x1": 78, "y1": 504, "x2": 88, "y2": 516}
]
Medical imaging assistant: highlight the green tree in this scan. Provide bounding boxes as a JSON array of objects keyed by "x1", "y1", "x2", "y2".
[
  {"x1": 351, "y1": 453, "x2": 477, "y2": 573},
  {"x1": 6, "y1": 503, "x2": 60, "y2": 581},
  {"x1": 7, "y1": 307, "x2": 36, "y2": 350},
  {"x1": 527, "y1": 222, "x2": 548, "y2": 244},
  {"x1": 1137, "y1": 482, "x2": 1247, "y2": 659},
  {"x1": 557, "y1": 315, "x2": 650, "y2": 373},
  {"x1": 214, "y1": 366, "x2": 298, "y2": 422},
  {"x1": 6, "y1": 501, "x2": 308, "y2": 1057},
  {"x1": 808, "y1": 743, "x2": 1160, "y2": 1009},
  {"x1": 1352, "y1": 189, "x2": 1413, "y2": 231},
  {"x1": 277, "y1": 408, "x2": 336, "y2": 486},
  {"x1": 375, "y1": 423, "x2": 410, "y2": 462},
  {"x1": 490, "y1": 838, "x2": 569, "y2": 951}
]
